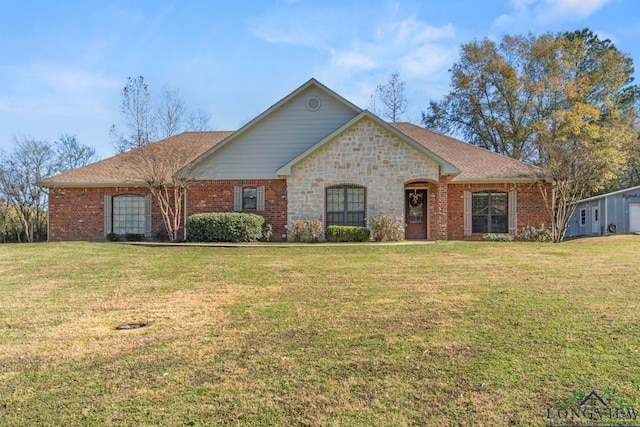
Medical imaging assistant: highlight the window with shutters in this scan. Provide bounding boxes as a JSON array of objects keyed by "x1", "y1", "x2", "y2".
[
  {"x1": 112, "y1": 195, "x2": 147, "y2": 235},
  {"x1": 234, "y1": 185, "x2": 265, "y2": 211}
]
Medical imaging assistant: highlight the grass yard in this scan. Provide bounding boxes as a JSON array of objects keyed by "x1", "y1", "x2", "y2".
[{"x1": 1, "y1": 236, "x2": 640, "y2": 426}]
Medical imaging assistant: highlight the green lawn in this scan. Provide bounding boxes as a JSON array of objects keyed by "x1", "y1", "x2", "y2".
[{"x1": 1, "y1": 236, "x2": 640, "y2": 426}]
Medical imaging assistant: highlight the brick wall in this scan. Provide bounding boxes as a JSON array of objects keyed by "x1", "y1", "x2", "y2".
[
  {"x1": 186, "y1": 179, "x2": 287, "y2": 241},
  {"x1": 48, "y1": 180, "x2": 288, "y2": 242},
  {"x1": 447, "y1": 182, "x2": 553, "y2": 240},
  {"x1": 47, "y1": 186, "x2": 162, "y2": 241},
  {"x1": 48, "y1": 179, "x2": 551, "y2": 243}
]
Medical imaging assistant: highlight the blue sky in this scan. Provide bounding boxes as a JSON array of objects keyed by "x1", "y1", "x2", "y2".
[{"x1": 1, "y1": 0, "x2": 639, "y2": 158}]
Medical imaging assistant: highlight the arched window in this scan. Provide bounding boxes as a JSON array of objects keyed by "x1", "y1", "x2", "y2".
[{"x1": 326, "y1": 186, "x2": 366, "y2": 227}]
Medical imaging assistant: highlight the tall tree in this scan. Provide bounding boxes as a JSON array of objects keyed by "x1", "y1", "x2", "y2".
[
  {"x1": 0, "y1": 135, "x2": 99, "y2": 243},
  {"x1": 620, "y1": 102, "x2": 640, "y2": 188},
  {"x1": 375, "y1": 71, "x2": 408, "y2": 122},
  {"x1": 423, "y1": 29, "x2": 639, "y2": 241},
  {"x1": 186, "y1": 108, "x2": 212, "y2": 132},
  {"x1": 0, "y1": 138, "x2": 56, "y2": 242},
  {"x1": 110, "y1": 76, "x2": 155, "y2": 153},
  {"x1": 54, "y1": 134, "x2": 99, "y2": 172},
  {"x1": 111, "y1": 76, "x2": 212, "y2": 153},
  {"x1": 157, "y1": 86, "x2": 187, "y2": 139}
]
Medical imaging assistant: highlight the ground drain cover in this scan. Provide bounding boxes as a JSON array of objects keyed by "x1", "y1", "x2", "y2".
[{"x1": 116, "y1": 322, "x2": 148, "y2": 330}]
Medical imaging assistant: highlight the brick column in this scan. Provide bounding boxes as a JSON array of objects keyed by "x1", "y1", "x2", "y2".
[{"x1": 437, "y1": 174, "x2": 448, "y2": 240}]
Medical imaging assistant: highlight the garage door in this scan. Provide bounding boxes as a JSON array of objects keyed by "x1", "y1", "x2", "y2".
[{"x1": 630, "y1": 203, "x2": 640, "y2": 233}]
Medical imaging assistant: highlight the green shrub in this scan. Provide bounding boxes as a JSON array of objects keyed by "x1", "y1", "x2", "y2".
[
  {"x1": 186, "y1": 213, "x2": 265, "y2": 242},
  {"x1": 325, "y1": 225, "x2": 371, "y2": 242},
  {"x1": 518, "y1": 224, "x2": 552, "y2": 242},
  {"x1": 482, "y1": 233, "x2": 513, "y2": 242},
  {"x1": 289, "y1": 219, "x2": 323, "y2": 242},
  {"x1": 261, "y1": 223, "x2": 273, "y2": 241},
  {"x1": 368, "y1": 214, "x2": 404, "y2": 241}
]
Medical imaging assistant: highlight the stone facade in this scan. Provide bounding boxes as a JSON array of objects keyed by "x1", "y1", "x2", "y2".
[{"x1": 287, "y1": 118, "x2": 440, "y2": 239}]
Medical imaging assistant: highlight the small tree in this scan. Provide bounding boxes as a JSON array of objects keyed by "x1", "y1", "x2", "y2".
[
  {"x1": 375, "y1": 71, "x2": 408, "y2": 122},
  {"x1": 128, "y1": 142, "x2": 202, "y2": 242}
]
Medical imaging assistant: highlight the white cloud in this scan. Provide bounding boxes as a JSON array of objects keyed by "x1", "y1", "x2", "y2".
[
  {"x1": 493, "y1": 0, "x2": 612, "y2": 28},
  {"x1": 0, "y1": 63, "x2": 119, "y2": 117},
  {"x1": 325, "y1": 17, "x2": 456, "y2": 76},
  {"x1": 34, "y1": 64, "x2": 121, "y2": 92},
  {"x1": 329, "y1": 49, "x2": 377, "y2": 70},
  {"x1": 543, "y1": 0, "x2": 612, "y2": 20}
]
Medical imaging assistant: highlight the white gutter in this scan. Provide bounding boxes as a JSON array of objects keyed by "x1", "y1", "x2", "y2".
[{"x1": 183, "y1": 189, "x2": 188, "y2": 241}]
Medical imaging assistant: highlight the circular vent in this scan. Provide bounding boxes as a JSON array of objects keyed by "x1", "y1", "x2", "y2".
[{"x1": 306, "y1": 96, "x2": 321, "y2": 111}]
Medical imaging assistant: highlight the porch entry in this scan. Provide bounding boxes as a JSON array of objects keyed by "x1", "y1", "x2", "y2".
[{"x1": 405, "y1": 189, "x2": 427, "y2": 239}]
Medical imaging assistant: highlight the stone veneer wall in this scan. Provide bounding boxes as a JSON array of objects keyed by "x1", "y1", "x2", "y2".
[{"x1": 287, "y1": 118, "x2": 440, "y2": 240}]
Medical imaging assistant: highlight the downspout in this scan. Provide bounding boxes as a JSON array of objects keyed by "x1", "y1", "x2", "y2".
[
  {"x1": 604, "y1": 196, "x2": 608, "y2": 236},
  {"x1": 47, "y1": 200, "x2": 50, "y2": 242},
  {"x1": 183, "y1": 189, "x2": 188, "y2": 241}
]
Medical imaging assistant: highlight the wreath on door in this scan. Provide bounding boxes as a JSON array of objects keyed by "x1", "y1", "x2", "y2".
[{"x1": 409, "y1": 190, "x2": 422, "y2": 207}]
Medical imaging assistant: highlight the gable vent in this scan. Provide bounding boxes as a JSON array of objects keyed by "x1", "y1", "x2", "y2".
[{"x1": 306, "y1": 96, "x2": 321, "y2": 111}]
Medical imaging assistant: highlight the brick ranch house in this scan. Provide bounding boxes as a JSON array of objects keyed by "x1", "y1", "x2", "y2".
[{"x1": 39, "y1": 78, "x2": 553, "y2": 241}]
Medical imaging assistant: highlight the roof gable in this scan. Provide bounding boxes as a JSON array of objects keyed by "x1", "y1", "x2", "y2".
[
  {"x1": 181, "y1": 79, "x2": 362, "y2": 179},
  {"x1": 276, "y1": 111, "x2": 460, "y2": 176}
]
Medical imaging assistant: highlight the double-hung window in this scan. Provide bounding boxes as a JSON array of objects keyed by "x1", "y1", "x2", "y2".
[
  {"x1": 242, "y1": 187, "x2": 257, "y2": 210},
  {"x1": 326, "y1": 186, "x2": 365, "y2": 227},
  {"x1": 233, "y1": 186, "x2": 265, "y2": 211}
]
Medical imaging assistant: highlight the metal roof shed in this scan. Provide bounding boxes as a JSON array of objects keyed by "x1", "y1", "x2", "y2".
[{"x1": 565, "y1": 185, "x2": 640, "y2": 238}]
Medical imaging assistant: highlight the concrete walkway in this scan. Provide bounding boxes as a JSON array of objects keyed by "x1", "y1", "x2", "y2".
[{"x1": 123, "y1": 240, "x2": 435, "y2": 248}]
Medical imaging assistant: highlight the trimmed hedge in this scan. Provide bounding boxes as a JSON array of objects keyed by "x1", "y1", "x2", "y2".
[
  {"x1": 325, "y1": 225, "x2": 371, "y2": 242},
  {"x1": 186, "y1": 213, "x2": 265, "y2": 242}
]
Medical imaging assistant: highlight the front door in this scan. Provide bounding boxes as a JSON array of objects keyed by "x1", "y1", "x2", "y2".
[
  {"x1": 405, "y1": 189, "x2": 427, "y2": 239},
  {"x1": 591, "y1": 206, "x2": 600, "y2": 234},
  {"x1": 630, "y1": 203, "x2": 640, "y2": 233}
]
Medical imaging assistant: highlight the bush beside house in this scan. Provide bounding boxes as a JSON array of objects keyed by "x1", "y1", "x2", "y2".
[{"x1": 186, "y1": 213, "x2": 266, "y2": 242}]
